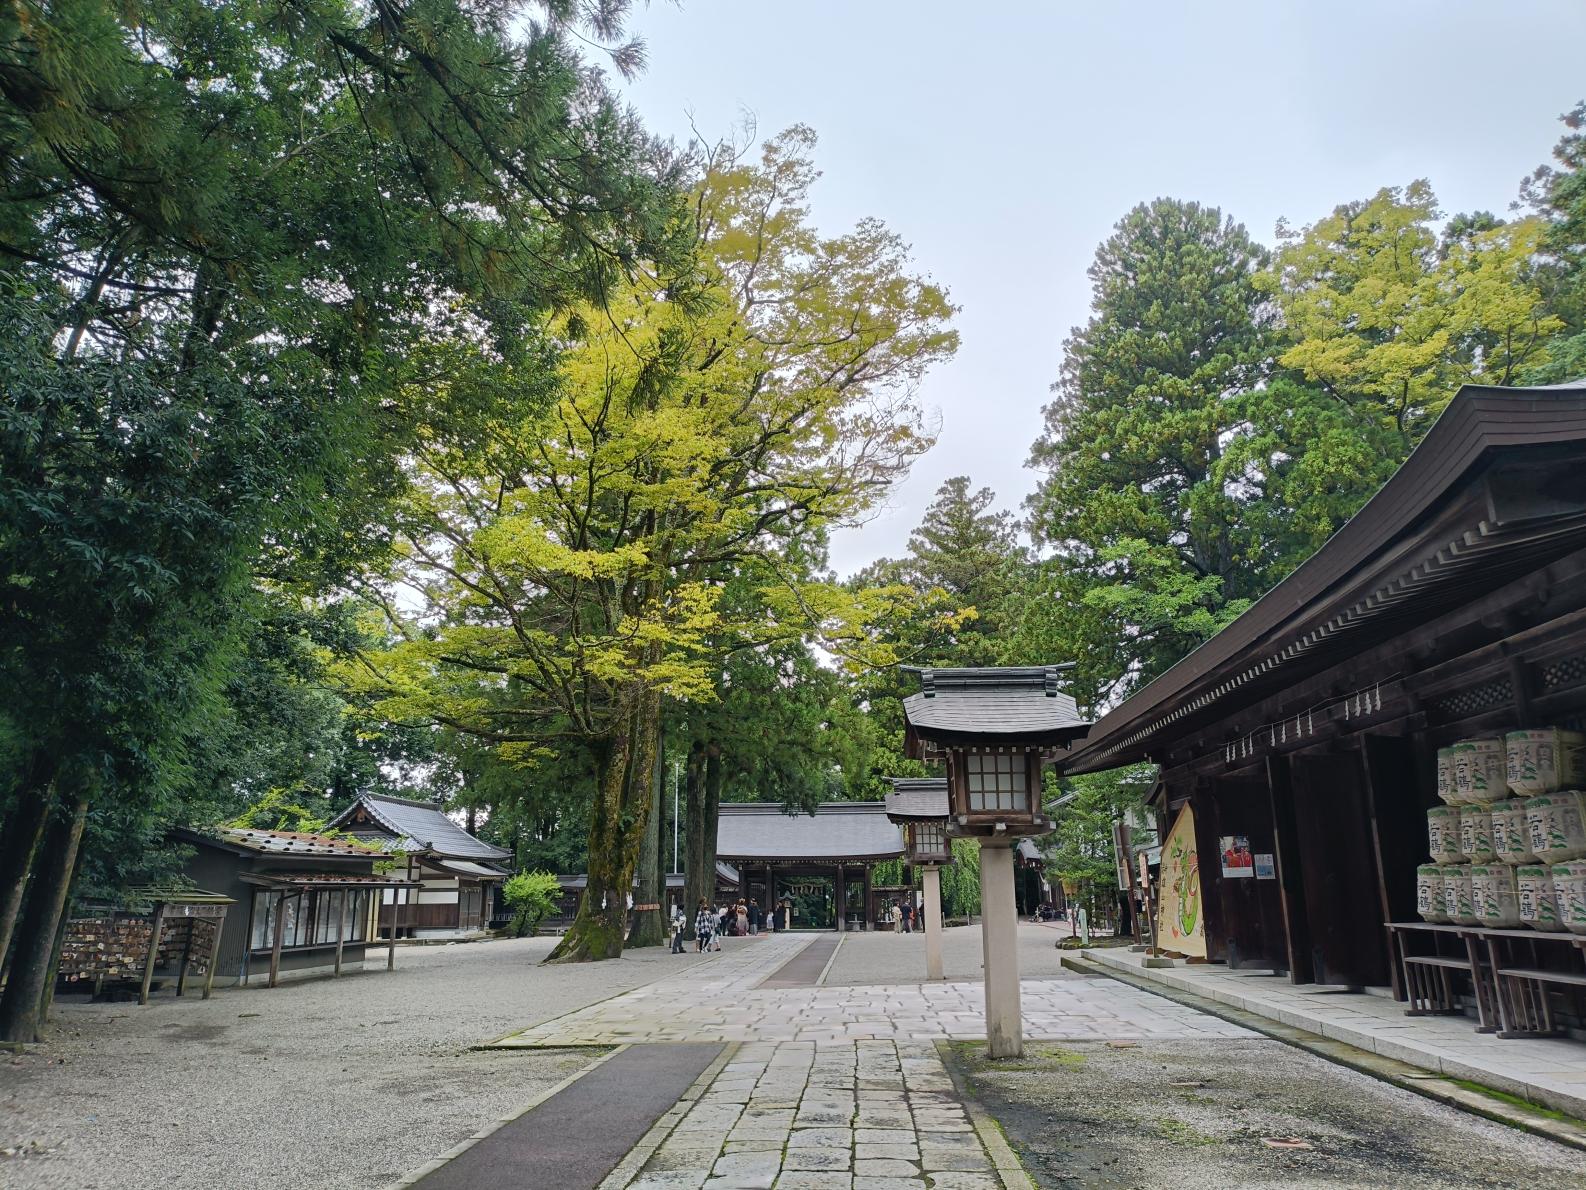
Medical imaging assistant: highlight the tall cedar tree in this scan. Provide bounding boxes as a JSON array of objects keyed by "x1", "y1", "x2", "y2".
[{"x1": 1025, "y1": 199, "x2": 1275, "y2": 707}]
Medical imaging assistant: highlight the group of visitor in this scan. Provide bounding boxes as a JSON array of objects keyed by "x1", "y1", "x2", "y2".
[
  {"x1": 671, "y1": 896, "x2": 786, "y2": 953},
  {"x1": 890, "y1": 899, "x2": 917, "y2": 933}
]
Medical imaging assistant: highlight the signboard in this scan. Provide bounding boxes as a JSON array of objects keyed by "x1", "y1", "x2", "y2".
[
  {"x1": 1253, "y1": 854, "x2": 1276, "y2": 880},
  {"x1": 1220, "y1": 835, "x2": 1254, "y2": 879},
  {"x1": 1155, "y1": 805, "x2": 1206, "y2": 958}
]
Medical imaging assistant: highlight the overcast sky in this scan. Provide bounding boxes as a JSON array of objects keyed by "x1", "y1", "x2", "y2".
[{"x1": 614, "y1": 0, "x2": 1586, "y2": 578}]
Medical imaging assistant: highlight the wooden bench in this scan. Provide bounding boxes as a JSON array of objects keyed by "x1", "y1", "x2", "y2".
[
  {"x1": 1492, "y1": 965, "x2": 1586, "y2": 1037},
  {"x1": 1386, "y1": 922, "x2": 1498, "y2": 1031},
  {"x1": 1402, "y1": 955, "x2": 1479, "y2": 1018}
]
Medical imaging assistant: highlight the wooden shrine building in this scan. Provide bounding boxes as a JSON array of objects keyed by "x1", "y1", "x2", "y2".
[
  {"x1": 1061, "y1": 380, "x2": 1586, "y2": 1017},
  {"x1": 329, "y1": 793, "x2": 511, "y2": 938},
  {"x1": 716, "y1": 802, "x2": 906, "y2": 931},
  {"x1": 175, "y1": 828, "x2": 420, "y2": 987}
]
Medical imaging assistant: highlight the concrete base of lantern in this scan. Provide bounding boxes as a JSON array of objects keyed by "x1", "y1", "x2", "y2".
[
  {"x1": 923, "y1": 866, "x2": 945, "y2": 981},
  {"x1": 978, "y1": 839, "x2": 1022, "y2": 1059}
]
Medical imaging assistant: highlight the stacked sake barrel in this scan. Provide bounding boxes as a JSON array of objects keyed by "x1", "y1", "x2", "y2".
[{"x1": 1420, "y1": 728, "x2": 1586, "y2": 933}]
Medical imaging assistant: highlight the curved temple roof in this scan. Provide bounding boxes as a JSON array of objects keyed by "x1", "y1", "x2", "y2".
[
  {"x1": 884, "y1": 778, "x2": 949, "y2": 823},
  {"x1": 902, "y1": 665, "x2": 1090, "y2": 753},
  {"x1": 716, "y1": 802, "x2": 904, "y2": 863},
  {"x1": 329, "y1": 794, "x2": 512, "y2": 864}
]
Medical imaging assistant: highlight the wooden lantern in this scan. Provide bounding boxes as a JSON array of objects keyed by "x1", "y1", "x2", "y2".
[
  {"x1": 885, "y1": 778, "x2": 952, "y2": 864},
  {"x1": 901, "y1": 666, "x2": 1090, "y2": 840}
]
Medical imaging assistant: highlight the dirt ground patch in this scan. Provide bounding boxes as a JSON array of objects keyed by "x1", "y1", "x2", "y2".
[{"x1": 943, "y1": 1036, "x2": 1586, "y2": 1189}]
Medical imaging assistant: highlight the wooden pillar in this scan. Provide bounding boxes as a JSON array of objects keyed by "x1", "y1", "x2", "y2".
[
  {"x1": 834, "y1": 865, "x2": 846, "y2": 932},
  {"x1": 176, "y1": 915, "x2": 194, "y2": 997},
  {"x1": 1266, "y1": 754, "x2": 1314, "y2": 984},
  {"x1": 333, "y1": 888, "x2": 349, "y2": 977},
  {"x1": 202, "y1": 911, "x2": 225, "y2": 1000},
  {"x1": 388, "y1": 886, "x2": 403, "y2": 971},
  {"x1": 862, "y1": 866, "x2": 873, "y2": 931},
  {"x1": 267, "y1": 892, "x2": 288, "y2": 989},
  {"x1": 979, "y1": 840, "x2": 1021, "y2": 1058},
  {"x1": 139, "y1": 902, "x2": 168, "y2": 1006},
  {"x1": 923, "y1": 866, "x2": 944, "y2": 980}
]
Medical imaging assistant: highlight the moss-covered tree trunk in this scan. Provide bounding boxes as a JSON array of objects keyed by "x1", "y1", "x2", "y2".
[
  {"x1": 546, "y1": 723, "x2": 635, "y2": 963},
  {"x1": 546, "y1": 682, "x2": 662, "y2": 963}
]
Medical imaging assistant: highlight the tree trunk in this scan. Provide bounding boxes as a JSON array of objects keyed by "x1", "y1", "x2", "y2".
[
  {"x1": 627, "y1": 697, "x2": 666, "y2": 949},
  {"x1": 0, "y1": 787, "x2": 89, "y2": 1043},
  {"x1": 545, "y1": 687, "x2": 659, "y2": 963},
  {"x1": 0, "y1": 754, "x2": 53, "y2": 981},
  {"x1": 701, "y1": 742, "x2": 723, "y2": 909},
  {"x1": 682, "y1": 741, "x2": 707, "y2": 939}
]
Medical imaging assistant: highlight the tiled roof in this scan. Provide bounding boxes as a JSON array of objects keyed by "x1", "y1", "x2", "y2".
[
  {"x1": 884, "y1": 778, "x2": 949, "y2": 822},
  {"x1": 217, "y1": 828, "x2": 386, "y2": 857},
  {"x1": 903, "y1": 666, "x2": 1089, "y2": 745},
  {"x1": 431, "y1": 859, "x2": 509, "y2": 879},
  {"x1": 241, "y1": 872, "x2": 421, "y2": 888},
  {"x1": 716, "y1": 802, "x2": 904, "y2": 862},
  {"x1": 329, "y1": 794, "x2": 513, "y2": 862}
]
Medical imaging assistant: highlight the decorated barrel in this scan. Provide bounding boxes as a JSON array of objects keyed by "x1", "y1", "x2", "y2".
[
  {"x1": 1435, "y1": 747, "x2": 1461, "y2": 805},
  {"x1": 1427, "y1": 805, "x2": 1464, "y2": 863},
  {"x1": 1470, "y1": 864, "x2": 1521, "y2": 928},
  {"x1": 1451, "y1": 738, "x2": 1507, "y2": 803},
  {"x1": 1459, "y1": 804, "x2": 1497, "y2": 864},
  {"x1": 1552, "y1": 860, "x2": 1586, "y2": 935},
  {"x1": 1526, "y1": 791, "x2": 1586, "y2": 863},
  {"x1": 1505, "y1": 728, "x2": 1586, "y2": 797},
  {"x1": 1417, "y1": 864, "x2": 1451, "y2": 923},
  {"x1": 1442, "y1": 864, "x2": 1479, "y2": 926},
  {"x1": 1517, "y1": 864, "x2": 1565, "y2": 932},
  {"x1": 1489, "y1": 799, "x2": 1536, "y2": 864}
]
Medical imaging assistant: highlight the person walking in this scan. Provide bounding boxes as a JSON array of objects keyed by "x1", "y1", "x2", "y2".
[
  {"x1": 735, "y1": 900, "x2": 749, "y2": 937},
  {"x1": 695, "y1": 900, "x2": 714, "y2": 954},
  {"x1": 891, "y1": 901, "x2": 903, "y2": 932},
  {"x1": 748, "y1": 899, "x2": 761, "y2": 936},
  {"x1": 670, "y1": 902, "x2": 686, "y2": 954}
]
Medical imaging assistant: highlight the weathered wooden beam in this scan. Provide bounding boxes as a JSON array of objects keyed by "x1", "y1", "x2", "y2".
[{"x1": 139, "y1": 903, "x2": 168, "y2": 1006}]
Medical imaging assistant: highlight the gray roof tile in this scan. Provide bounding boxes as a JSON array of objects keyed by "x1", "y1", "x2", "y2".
[
  {"x1": 716, "y1": 802, "x2": 904, "y2": 862},
  {"x1": 903, "y1": 666, "x2": 1088, "y2": 743},
  {"x1": 330, "y1": 795, "x2": 512, "y2": 862},
  {"x1": 885, "y1": 778, "x2": 949, "y2": 821}
]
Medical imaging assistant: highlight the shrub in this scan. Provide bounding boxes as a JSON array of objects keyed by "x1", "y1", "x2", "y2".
[{"x1": 502, "y1": 871, "x2": 561, "y2": 938}]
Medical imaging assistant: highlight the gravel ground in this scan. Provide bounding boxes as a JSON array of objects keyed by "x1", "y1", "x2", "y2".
[
  {"x1": 820, "y1": 920, "x2": 1081, "y2": 985},
  {"x1": 0, "y1": 936, "x2": 695, "y2": 1190},
  {"x1": 945, "y1": 1031, "x2": 1586, "y2": 1189}
]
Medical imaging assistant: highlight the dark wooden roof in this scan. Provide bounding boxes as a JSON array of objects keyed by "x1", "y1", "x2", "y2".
[
  {"x1": 884, "y1": 778, "x2": 949, "y2": 822},
  {"x1": 1065, "y1": 380, "x2": 1586, "y2": 773},
  {"x1": 901, "y1": 666, "x2": 1090, "y2": 753}
]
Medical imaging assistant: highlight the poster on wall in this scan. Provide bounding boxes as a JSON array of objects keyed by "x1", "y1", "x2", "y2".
[
  {"x1": 1156, "y1": 804, "x2": 1206, "y2": 958},
  {"x1": 1254, "y1": 853, "x2": 1276, "y2": 880},
  {"x1": 1220, "y1": 835, "x2": 1254, "y2": 878}
]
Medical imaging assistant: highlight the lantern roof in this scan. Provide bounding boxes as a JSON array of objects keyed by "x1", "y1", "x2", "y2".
[
  {"x1": 901, "y1": 666, "x2": 1091, "y2": 755},
  {"x1": 885, "y1": 778, "x2": 949, "y2": 823}
]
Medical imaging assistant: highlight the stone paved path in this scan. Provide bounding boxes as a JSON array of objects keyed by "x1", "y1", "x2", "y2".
[
  {"x1": 490, "y1": 934, "x2": 1255, "y2": 1189},
  {"x1": 494, "y1": 933, "x2": 1254, "y2": 1048}
]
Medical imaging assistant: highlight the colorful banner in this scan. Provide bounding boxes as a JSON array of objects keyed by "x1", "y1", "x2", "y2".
[{"x1": 1156, "y1": 804, "x2": 1206, "y2": 958}]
